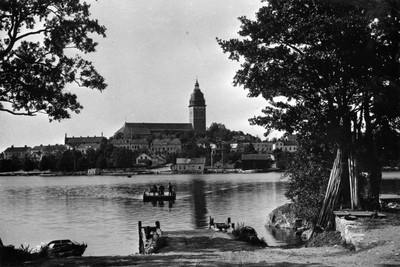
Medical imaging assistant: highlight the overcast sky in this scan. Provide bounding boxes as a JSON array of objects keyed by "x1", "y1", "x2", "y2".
[{"x1": 0, "y1": 0, "x2": 278, "y2": 153}]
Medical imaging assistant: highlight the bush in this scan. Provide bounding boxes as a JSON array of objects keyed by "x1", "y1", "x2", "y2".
[{"x1": 284, "y1": 148, "x2": 330, "y2": 222}]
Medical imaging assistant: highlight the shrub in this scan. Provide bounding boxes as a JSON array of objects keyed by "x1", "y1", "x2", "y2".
[{"x1": 284, "y1": 148, "x2": 330, "y2": 222}]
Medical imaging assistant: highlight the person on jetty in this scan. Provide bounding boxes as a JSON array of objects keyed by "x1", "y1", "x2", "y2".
[
  {"x1": 168, "y1": 182, "x2": 173, "y2": 195},
  {"x1": 151, "y1": 184, "x2": 157, "y2": 196},
  {"x1": 159, "y1": 184, "x2": 165, "y2": 195}
]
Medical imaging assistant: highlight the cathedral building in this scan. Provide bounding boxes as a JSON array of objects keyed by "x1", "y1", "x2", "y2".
[
  {"x1": 115, "y1": 80, "x2": 207, "y2": 138},
  {"x1": 189, "y1": 79, "x2": 206, "y2": 135}
]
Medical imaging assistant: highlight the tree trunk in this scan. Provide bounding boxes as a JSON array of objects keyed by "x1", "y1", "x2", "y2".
[
  {"x1": 364, "y1": 98, "x2": 382, "y2": 209},
  {"x1": 348, "y1": 148, "x2": 360, "y2": 210}
]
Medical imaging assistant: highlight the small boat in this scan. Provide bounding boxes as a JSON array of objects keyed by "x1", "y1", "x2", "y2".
[
  {"x1": 46, "y1": 239, "x2": 87, "y2": 258},
  {"x1": 143, "y1": 191, "x2": 176, "y2": 202}
]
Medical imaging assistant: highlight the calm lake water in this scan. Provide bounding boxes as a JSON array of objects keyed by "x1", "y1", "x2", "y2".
[{"x1": 1, "y1": 171, "x2": 399, "y2": 256}]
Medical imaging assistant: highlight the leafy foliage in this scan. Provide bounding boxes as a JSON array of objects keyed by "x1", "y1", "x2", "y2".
[
  {"x1": 217, "y1": 0, "x2": 400, "y2": 208},
  {"x1": 0, "y1": 0, "x2": 107, "y2": 120},
  {"x1": 284, "y1": 146, "x2": 331, "y2": 221}
]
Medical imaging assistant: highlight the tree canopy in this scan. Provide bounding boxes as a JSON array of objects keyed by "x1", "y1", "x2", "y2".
[
  {"x1": 0, "y1": 0, "x2": 107, "y2": 121},
  {"x1": 217, "y1": 0, "x2": 400, "y2": 211}
]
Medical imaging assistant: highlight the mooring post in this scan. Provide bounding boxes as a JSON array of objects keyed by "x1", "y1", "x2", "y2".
[
  {"x1": 227, "y1": 217, "x2": 231, "y2": 225},
  {"x1": 138, "y1": 221, "x2": 143, "y2": 254},
  {"x1": 209, "y1": 216, "x2": 214, "y2": 229}
]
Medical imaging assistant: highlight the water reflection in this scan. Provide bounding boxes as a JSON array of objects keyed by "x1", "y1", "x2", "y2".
[
  {"x1": 191, "y1": 178, "x2": 208, "y2": 228},
  {"x1": 148, "y1": 200, "x2": 175, "y2": 209},
  {"x1": 266, "y1": 226, "x2": 303, "y2": 246}
]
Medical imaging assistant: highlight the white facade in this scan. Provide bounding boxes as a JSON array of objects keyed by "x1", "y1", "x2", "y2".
[{"x1": 173, "y1": 158, "x2": 205, "y2": 173}]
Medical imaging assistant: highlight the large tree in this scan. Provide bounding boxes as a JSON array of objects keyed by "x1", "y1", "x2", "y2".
[
  {"x1": 218, "y1": 0, "x2": 400, "y2": 223},
  {"x1": 0, "y1": 0, "x2": 107, "y2": 121}
]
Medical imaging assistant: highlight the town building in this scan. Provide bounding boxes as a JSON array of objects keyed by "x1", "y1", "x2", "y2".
[
  {"x1": 189, "y1": 79, "x2": 206, "y2": 135},
  {"x1": 172, "y1": 158, "x2": 206, "y2": 173},
  {"x1": 151, "y1": 138, "x2": 182, "y2": 154},
  {"x1": 241, "y1": 154, "x2": 272, "y2": 170},
  {"x1": 254, "y1": 142, "x2": 274, "y2": 153},
  {"x1": 3, "y1": 145, "x2": 31, "y2": 160},
  {"x1": 114, "y1": 80, "x2": 206, "y2": 138},
  {"x1": 135, "y1": 153, "x2": 166, "y2": 167},
  {"x1": 30, "y1": 144, "x2": 66, "y2": 162},
  {"x1": 64, "y1": 134, "x2": 104, "y2": 153},
  {"x1": 109, "y1": 138, "x2": 149, "y2": 151},
  {"x1": 136, "y1": 153, "x2": 152, "y2": 166},
  {"x1": 285, "y1": 134, "x2": 298, "y2": 142},
  {"x1": 151, "y1": 154, "x2": 167, "y2": 166},
  {"x1": 272, "y1": 141, "x2": 298, "y2": 152}
]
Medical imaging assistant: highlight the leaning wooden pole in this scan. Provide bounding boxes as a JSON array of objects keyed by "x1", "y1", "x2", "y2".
[{"x1": 316, "y1": 148, "x2": 343, "y2": 230}]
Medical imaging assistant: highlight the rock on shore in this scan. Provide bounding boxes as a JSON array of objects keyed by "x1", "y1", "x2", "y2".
[{"x1": 266, "y1": 203, "x2": 300, "y2": 229}]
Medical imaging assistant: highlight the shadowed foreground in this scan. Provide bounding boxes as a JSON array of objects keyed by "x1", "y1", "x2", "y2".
[{"x1": 5, "y1": 217, "x2": 400, "y2": 267}]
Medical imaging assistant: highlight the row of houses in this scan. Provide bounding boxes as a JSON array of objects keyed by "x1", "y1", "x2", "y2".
[
  {"x1": 1, "y1": 136, "x2": 184, "y2": 162},
  {"x1": 110, "y1": 138, "x2": 182, "y2": 154},
  {"x1": 170, "y1": 153, "x2": 276, "y2": 174},
  {"x1": 2, "y1": 133, "x2": 298, "y2": 170},
  {"x1": 3, "y1": 133, "x2": 298, "y2": 161}
]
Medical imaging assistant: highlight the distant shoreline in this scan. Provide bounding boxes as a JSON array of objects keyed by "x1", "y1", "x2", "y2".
[{"x1": 1, "y1": 168, "x2": 399, "y2": 177}]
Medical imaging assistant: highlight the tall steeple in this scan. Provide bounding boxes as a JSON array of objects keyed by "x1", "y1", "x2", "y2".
[{"x1": 189, "y1": 79, "x2": 206, "y2": 135}]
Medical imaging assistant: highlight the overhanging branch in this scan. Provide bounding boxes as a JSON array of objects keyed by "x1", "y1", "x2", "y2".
[{"x1": 0, "y1": 107, "x2": 38, "y2": 116}]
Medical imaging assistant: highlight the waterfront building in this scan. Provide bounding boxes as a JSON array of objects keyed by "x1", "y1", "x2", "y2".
[
  {"x1": 172, "y1": 158, "x2": 206, "y2": 173},
  {"x1": 241, "y1": 154, "x2": 272, "y2": 170},
  {"x1": 151, "y1": 154, "x2": 167, "y2": 166},
  {"x1": 136, "y1": 153, "x2": 152, "y2": 166}
]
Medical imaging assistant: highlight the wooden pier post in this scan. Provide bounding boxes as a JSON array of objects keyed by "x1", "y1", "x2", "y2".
[
  {"x1": 138, "y1": 221, "x2": 144, "y2": 254},
  {"x1": 209, "y1": 216, "x2": 214, "y2": 229}
]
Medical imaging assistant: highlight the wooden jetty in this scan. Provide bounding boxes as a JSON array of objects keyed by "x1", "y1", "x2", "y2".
[
  {"x1": 138, "y1": 221, "x2": 162, "y2": 254},
  {"x1": 333, "y1": 210, "x2": 386, "y2": 218},
  {"x1": 209, "y1": 216, "x2": 235, "y2": 231},
  {"x1": 380, "y1": 194, "x2": 400, "y2": 203},
  {"x1": 142, "y1": 192, "x2": 176, "y2": 202}
]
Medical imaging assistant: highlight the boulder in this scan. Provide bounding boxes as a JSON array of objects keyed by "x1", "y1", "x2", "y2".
[{"x1": 266, "y1": 203, "x2": 299, "y2": 229}]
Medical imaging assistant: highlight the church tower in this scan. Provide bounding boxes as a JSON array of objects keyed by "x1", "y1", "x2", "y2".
[{"x1": 189, "y1": 79, "x2": 206, "y2": 135}]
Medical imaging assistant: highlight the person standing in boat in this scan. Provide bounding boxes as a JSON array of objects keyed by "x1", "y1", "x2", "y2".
[
  {"x1": 157, "y1": 184, "x2": 161, "y2": 195},
  {"x1": 168, "y1": 182, "x2": 173, "y2": 195},
  {"x1": 152, "y1": 184, "x2": 157, "y2": 196},
  {"x1": 159, "y1": 184, "x2": 165, "y2": 195}
]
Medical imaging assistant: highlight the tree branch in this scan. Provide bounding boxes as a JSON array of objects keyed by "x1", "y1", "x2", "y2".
[{"x1": 0, "y1": 107, "x2": 37, "y2": 116}]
